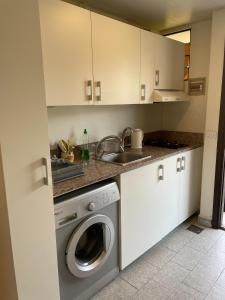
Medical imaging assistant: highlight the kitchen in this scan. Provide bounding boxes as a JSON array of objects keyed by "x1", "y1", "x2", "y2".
[{"x1": 1, "y1": 0, "x2": 225, "y2": 299}]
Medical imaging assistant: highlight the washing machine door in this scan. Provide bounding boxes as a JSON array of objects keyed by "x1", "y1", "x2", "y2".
[{"x1": 66, "y1": 214, "x2": 115, "y2": 278}]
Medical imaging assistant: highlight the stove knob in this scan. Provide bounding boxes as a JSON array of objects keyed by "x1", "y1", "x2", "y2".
[{"x1": 88, "y1": 202, "x2": 96, "y2": 211}]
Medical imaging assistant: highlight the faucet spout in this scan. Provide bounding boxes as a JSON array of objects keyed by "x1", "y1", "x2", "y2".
[
  {"x1": 121, "y1": 127, "x2": 133, "y2": 148},
  {"x1": 95, "y1": 135, "x2": 124, "y2": 159}
]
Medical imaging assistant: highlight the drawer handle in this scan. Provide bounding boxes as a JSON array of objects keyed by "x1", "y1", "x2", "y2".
[
  {"x1": 86, "y1": 80, "x2": 92, "y2": 101},
  {"x1": 158, "y1": 164, "x2": 164, "y2": 180},
  {"x1": 181, "y1": 156, "x2": 186, "y2": 171},
  {"x1": 42, "y1": 157, "x2": 52, "y2": 186},
  {"x1": 177, "y1": 158, "x2": 181, "y2": 172},
  {"x1": 155, "y1": 70, "x2": 159, "y2": 86},
  {"x1": 141, "y1": 84, "x2": 146, "y2": 100},
  {"x1": 95, "y1": 81, "x2": 101, "y2": 101}
]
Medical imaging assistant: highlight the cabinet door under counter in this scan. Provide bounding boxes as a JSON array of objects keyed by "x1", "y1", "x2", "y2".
[
  {"x1": 119, "y1": 147, "x2": 203, "y2": 270},
  {"x1": 120, "y1": 160, "x2": 164, "y2": 269}
]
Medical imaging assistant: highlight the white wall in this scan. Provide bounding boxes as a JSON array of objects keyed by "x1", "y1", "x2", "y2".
[
  {"x1": 0, "y1": 1, "x2": 60, "y2": 299},
  {"x1": 200, "y1": 9, "x2": 225, "y2": 222},
  {"x1": 162, "y1": 20, "x2": 211, "y2": 133},
  {"x1": 47, "y1": 104, "x2": 163, "y2": 147}
]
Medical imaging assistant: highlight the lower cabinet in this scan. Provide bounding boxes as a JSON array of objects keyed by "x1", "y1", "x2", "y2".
[
  {"x1": 178, "y1": 147, "x2": 203, "y2": 224},
  {"x1": 120, "y1": 147, "x2": 203, "y2": 269}
]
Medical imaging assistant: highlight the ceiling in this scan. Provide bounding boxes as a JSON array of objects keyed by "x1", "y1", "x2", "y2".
[{"x1": 67, "y1": 0, "x2": 225, "y2": 32}]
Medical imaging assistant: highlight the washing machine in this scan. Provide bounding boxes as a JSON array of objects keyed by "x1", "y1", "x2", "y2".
[{"x1": 54, "y1": 180, "x2": 120, "y2": 300}]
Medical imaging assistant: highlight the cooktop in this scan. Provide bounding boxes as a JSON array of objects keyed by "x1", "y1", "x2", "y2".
[{"x1": 145, "y1": 139, "x2": 188, "y2": 149}]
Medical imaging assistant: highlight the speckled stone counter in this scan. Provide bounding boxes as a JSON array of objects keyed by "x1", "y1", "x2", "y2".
[{"x1": 53, "y1": 143, "x2": 202, "y2": 198}]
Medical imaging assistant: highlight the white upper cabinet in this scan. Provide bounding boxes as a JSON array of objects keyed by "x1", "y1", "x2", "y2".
[
  {"x1": 140, "y1": 30, "x2": 155, "y2": 104},
  {"x1": 39, "y1": 1, "x2": 185, "y2": 106},
  {"x1": 91, "y1": 13, "x2": 140, "y2": 105},
  {"x1": 39, "y1": 0, "x2": 93, "y2": 106},
  {"x1": 153, "y1": 34, "x2": 185, "y2": 90}
]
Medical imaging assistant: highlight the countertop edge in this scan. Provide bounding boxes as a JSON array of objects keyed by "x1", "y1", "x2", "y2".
[{"x1": 53, "y1": 144, "x2": 203, "y2": 198}]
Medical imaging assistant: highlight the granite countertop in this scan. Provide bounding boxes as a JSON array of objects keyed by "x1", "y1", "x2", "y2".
[{"x1": 53, "y1": 143, "x2": 202, "y2": 198}]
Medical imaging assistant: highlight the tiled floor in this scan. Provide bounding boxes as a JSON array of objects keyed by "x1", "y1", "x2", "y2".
[{"x1": 92, "y1": 216, "x2": 225, "y2": 300}]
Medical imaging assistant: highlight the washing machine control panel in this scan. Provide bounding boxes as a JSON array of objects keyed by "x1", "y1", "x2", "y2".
[
  {"x1": 87, "y1": 202, "x2": 96, "y2": 211},
  {"x1": 54, "y1": 181, "x2": 120, "y2": 229},
  {"x1": 83, "y1": 185, "x2": 120, "y2": 213}
]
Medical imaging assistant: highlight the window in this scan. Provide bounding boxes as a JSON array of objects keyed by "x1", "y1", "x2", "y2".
[{"x1": 165, "y1": 29, "x2": 191, "y2": 81}]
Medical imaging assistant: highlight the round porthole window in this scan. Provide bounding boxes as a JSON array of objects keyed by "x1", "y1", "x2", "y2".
[{"x1": 66, "y1": 214, "x2": 115, "y2": 278}]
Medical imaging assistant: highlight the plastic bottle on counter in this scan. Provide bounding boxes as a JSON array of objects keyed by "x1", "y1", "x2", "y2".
[{"x1": 82, "y1": 129, "x2": 90, "y2": 162}]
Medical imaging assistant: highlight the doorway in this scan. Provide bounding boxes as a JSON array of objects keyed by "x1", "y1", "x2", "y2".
[
  {"x1": 164, "y1": 29, "x2": 191, "y2": 81},
  {"x1": 212, "y1": 49, "x2": 225, "y2": 229}
]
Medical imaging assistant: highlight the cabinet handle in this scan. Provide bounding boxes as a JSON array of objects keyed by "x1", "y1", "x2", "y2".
[
  {"x1": 177, "y1": 158, "x2": 181, "y2": 172},
  {"x1": 158, "y1": 164, "x2": 164, "y2": 180},
  {"x1": 141, "y1": 84, "x2": 146, "y2": 100},
  {"x1": 95, "y1": 81, "x2": 101, "y2": 101},
  {"x1": 181, "y1": 156, "x2": 186, "y2": 171},
  {"x1": 155, "y1": 70, "x2": 159, "y2": 86},
  {"x1": 86, "y1": 80, "x2": 92, "y2": 101},
  {"x1": 42, "y1": 158, "x2": 52, "y2": 186}
]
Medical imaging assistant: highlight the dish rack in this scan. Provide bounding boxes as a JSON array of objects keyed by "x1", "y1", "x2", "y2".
[{"x1": 51, "y1": 158, "x2": 84, "y2": 183}]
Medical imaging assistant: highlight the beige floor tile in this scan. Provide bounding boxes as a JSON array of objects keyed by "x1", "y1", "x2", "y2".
[
  {"x1": 170, "y1": 282, "x2": 206, "y2": 300},
  {"x1": 142, "y1": 245, "x2": 176, "y2": 269},
  {"x1": 171, "y1": 246, "x2": 203, "y2": 270},
  {"x1": 93, "y1": 217, "x2": 225, "y2": 299},
  {"x1": 199, "y1": 251, "x2": 225, "y2": 271},
  {"x1": 216, "y1": 269, "x2": 225, "y2": 288},
  {"x1": 209, "y1": 235, "x2": 225, "y2": 254},
  {"x1": 168, "y1": 289, "x2": 202, "y2": 300},
  {"x1": 161, "y1": 228, "x2": 195, "y2": 252},
  {"x1": 120, "y1": 257, "x2": 159, "y2": 290},
  {"x1": 132, "y1": 279, "x2": 173, "y2": 300},
  {"x1": 183, "y1": 259, "x2": 223, "y2": 294},
  {"x1": 186, "y1": 235, "x2": 215, "y2": 253},
  {"x1": 200, "y1": 228, "x2": 223, "y2": 241},
  {"x1": 91, "y1": 277, "x2": 137, "y2": 300},
  {"x1": 183, "y1": 272, "x2": 215, "y2": 295},
  {"x1": 205, "y1": 284, "x2": 225, "y2": 300},
  {"x1": 153, "y1": 261, "x2": 189, "y2": 289}
]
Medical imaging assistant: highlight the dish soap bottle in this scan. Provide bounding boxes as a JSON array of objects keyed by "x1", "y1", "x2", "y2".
[{"x1": 82, "y1": 129, "x2": 90, "y2": 162}]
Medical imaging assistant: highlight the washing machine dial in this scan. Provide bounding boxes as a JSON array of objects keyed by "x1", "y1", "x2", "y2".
[{"x1": 87, "y1": 202, "x2": 96, "y2": 211}]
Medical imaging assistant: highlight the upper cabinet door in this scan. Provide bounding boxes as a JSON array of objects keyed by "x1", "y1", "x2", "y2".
[
  {"x1": 39, "y1": 0, "x2": 93, "y2": 106},
  {"x1": 140, "y1": 30, "x2": 155, "y2": 104},
  {"x1": 91, "y1": 13, "x2": 140, "y2": 105},
  {"x1": 153, "y1": 34, "x2": 184, "y2": 90}
]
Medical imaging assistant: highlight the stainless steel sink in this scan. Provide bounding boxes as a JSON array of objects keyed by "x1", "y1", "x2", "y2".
[{"x1": 97, "y1": 152, "x2": 152, "y2": 166}]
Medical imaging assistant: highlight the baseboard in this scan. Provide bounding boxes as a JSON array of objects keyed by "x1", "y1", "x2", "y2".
[{"x1": 198, "y1": 215, "x2": 212, "y2": 228}]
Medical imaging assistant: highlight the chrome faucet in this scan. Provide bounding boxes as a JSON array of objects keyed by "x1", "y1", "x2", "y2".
[
  {"x1": 121, "y1": 127, "x2": 133, "y2": 148},
  {"x1": 95, "y1": 135, "x2": 124, "y2": 159}
]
